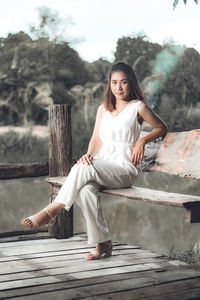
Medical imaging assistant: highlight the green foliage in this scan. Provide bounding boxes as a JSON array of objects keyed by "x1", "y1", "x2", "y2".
[
  {"x1": 28, "y1": 6, "x2": 73, "y2": 44},
  {"x1": 114, "y1": 35, "x2": 200, "y2": 131},
  {"x1": 173, "y1": 0, "x2": 199, "y2": 9},
  {"x1": 84, "y1": 59, "x2": 112, "y2": 83},
  {"x1": 114, "y1": 36, "x2": 162, "y2": 82},
  {"x1": 0, "y1": 32, "x2": 90, "y2": 126},
  {"x1": 0, "y1": 130, "x2": 48, "y2": 163}
]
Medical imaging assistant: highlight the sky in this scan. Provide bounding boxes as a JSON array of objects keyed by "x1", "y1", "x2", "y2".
[{"x1": 0, "y1": 0, "x2": 199, "y2": 62}]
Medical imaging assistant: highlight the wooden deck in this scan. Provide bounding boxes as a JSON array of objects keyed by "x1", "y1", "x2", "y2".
[{"x1": 0, "y1": 234, "x2": 199, "y2": 299}]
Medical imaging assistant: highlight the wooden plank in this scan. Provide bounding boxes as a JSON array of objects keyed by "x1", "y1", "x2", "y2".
[
  {"x1": 0, "y1": 247, "x2": 164, "y2": 273},
  {"x1": 1, "y1": 268, "x2": 199, "y2": 299},
  {"x1": 46, "y1": 177, "x2": 200, "y2": 208},
  {"x1": 0, "y1": 237, "x2": 198, "y2": 299},
  {"x1": 0, "y1": 257, "x2": 168, "y2": 283},
  {"x1": 0, "y1": 252, "x2": 165, "y2": 275},
  {"x1": 76, "y1": 279, "x2": 200, "y2": 300},
  {"x1": 0, "y1": 240, "x2": 92, "y2": 256},
  {"x1": 0, "y1": 241, "x2": 139, "y2": 256},
  {"x1": 0, "y1": 245, "x2": 141, "y2": 262},
  {"x1": 0, "y1": 266, "x2": 198, "y2": 299},
  {"x1": 46, "y1": 176, "x2": 66, "y2": 186},
  {"x1": 83, "y1": 278, "x2": 200, "y2": 300},
  {"x1": 0, "y1": 247, "x2": 151, "y2": 264},
  {"x1": 102, "y1": 186, "x2": 200, "y2": 208},
  {"x1": 0, "y1": 162, "x2": 48, "y2": 180},
  {"x1": 0, "y1": 262, "x2": 164, "y2": 291},
  {"x1": 0, "y1": 236, "x2": 86, "y2": 248}
]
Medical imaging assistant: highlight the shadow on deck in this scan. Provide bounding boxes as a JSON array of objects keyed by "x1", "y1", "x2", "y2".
[{"x1": 0, "y1": 233, "x2": 199, "y2": 299}]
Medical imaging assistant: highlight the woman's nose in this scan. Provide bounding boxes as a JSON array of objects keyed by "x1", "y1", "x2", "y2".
[{"x1": 117, "y1": 83, "x2": 122, "y2": 90}]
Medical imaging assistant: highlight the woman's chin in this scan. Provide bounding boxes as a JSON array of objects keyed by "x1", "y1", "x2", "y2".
[{"x1": 115, "y1": 95, "x2": 127, "y2": 101}]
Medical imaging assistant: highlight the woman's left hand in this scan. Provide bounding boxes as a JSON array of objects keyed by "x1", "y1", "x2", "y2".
[
  {"x1": 131, "y1": 140, "x2": 145, "y2": 165},
  {"x1": 77, "y1": 153, "x2": 93, "y2": 165}
]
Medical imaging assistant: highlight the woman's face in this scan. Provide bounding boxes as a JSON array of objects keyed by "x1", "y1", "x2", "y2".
[{"x1": 110, "y1": 71, "x2": 130, "y2": 101}]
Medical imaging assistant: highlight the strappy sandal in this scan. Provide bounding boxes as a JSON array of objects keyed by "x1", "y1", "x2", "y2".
[
  {"x1": 86, "y1": 240, "x2": 113, "y2": 260},
  {"x1": 21, "y1": 208, "x2": 55, "y2": 228}
]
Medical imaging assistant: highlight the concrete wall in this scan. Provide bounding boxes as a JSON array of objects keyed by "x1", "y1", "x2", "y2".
[
  {"x1": 74, "y1": 192, "x2": 200, "y2": 256},
  {"x1": 0, "y1": 177, "x2": 49, "y2": 233},
  {"x1": 1, "y1": 172, "x2": 199, "y2": 259},
  {"x1": 74, "y1": 171, "x2": 200, "y2": 257}
]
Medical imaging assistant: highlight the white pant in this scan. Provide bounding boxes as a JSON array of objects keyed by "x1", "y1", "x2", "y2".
[{"x1": 54, "y1": 159, "x2": 138, "y2": 246}]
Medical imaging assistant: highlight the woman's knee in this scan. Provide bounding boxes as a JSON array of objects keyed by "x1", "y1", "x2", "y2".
[
  {"x1": 71, "y1": 162, "x2": 95, "y2": 176},
  {"x1": 81, "y1": 182, "x2": 100, "y2": 197}
]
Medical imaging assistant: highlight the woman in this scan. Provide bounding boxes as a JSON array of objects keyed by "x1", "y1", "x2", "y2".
[{"x1": 21, "y1": 61, "x2": 168, "y2": 260}]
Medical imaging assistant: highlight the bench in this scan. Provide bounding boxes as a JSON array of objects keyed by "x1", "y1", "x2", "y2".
[{"x1": 46, "y1": 105, "x2": 200, "y2": 242}]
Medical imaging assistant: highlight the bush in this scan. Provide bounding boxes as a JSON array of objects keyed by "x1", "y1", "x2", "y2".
[{"x1": 0, "y1": 130, "x2": 49, "y2": 163}]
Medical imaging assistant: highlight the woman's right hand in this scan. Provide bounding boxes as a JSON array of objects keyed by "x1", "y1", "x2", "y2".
[{"x1": 77, "y1": 153, "x2": 93, "y2": 165}]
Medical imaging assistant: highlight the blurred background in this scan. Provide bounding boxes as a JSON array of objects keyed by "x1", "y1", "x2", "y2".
[{"x1": 0, "y1": 0, "x2": 199, "y2": 259}]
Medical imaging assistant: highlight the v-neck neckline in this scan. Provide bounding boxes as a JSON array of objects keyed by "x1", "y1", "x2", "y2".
[{"x1": 107, "y1": 100, "x2": 137, "y2": 118}]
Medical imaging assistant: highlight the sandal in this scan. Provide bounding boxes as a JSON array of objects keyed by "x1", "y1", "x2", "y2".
[
  {"x1": 86, "y1": 240, "x2": 113, "y2": 260},
  {"x1": 21, "y1": 208, "x2": 56, "y2": 228}
]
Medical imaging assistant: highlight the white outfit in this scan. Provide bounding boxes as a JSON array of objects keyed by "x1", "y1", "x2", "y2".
[{"x1": 54, "y1": 100, "x2": 142, "y2": 246}]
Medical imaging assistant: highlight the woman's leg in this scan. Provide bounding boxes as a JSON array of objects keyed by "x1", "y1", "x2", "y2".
[
  {"x1": 53, "y1": 159, "x2": 136, "y2": 210},
  {"x1": 22, "y1": 159, "x2": 137, "y2": 230},
  {"x1": 76, "y1": 181, "x2": 111, "y2": 246},
  {"x1": 21, "y1": 202, "x2": 65, "y2": 227},
  {"x1": 76, "y1": 182, "x2": 113, "y2": 260},
  {"x1": 70, "y1": 160, "x2": 137, "y2": 258}
]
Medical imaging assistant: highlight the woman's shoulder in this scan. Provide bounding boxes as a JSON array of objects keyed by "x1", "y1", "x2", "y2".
[
  {"x1": 129, "y1": 99, "x2": 146, "y2": 109},
  {"x1": 134, "y1": 99, "x2": 148, "y2": 109},
  {"x1": 97, "y1": 104, "x2": 106, "y2": 114}
]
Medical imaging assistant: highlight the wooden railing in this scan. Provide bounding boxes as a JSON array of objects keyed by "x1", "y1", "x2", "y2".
[
  {"x1": 0, "y1": 162, "x2": 48, "y2": 180},
  {"x1": 0, "y1": 105, "x2": 73, "y2": 239}
]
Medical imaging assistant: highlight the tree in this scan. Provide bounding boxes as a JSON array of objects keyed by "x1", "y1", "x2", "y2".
[
  {"x1": 173, "y1": 0, "x2": 199, "y2": 9},
  {"x1": 28, "y1": 6, "x2": 74, "y2": 44}
]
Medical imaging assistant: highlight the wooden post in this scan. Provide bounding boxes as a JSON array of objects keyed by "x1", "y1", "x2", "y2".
[{"x1": 49, "y1": 105, "x2": 73, "y2": 239}]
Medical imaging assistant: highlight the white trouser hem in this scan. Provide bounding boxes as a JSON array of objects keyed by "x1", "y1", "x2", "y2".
[
  {"x1": 87, "y1": 237, "x2": 112, "y2": 247},
  {"x1": 53, "y1": 200, "x2": 71, "y2": 212}
]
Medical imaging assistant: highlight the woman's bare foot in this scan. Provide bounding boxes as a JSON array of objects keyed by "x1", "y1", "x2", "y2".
[
  {"x1": 86, "y1": 240, "x2": 112, "y2": 260},
  {"x1": 21, "y1": 202, "x2": 65, "y2": 228}
]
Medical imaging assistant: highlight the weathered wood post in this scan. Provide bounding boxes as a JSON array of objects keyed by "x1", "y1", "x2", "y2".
[{"x1": 49, "y1": 104, "x2": 73, "y2": 238}]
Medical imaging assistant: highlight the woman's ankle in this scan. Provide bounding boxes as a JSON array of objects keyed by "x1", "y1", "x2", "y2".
[{"x1": 45, "y1": 202, "x2": 65, "y2": 217}]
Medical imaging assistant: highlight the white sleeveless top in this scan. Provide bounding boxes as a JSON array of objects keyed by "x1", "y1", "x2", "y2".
[{"x1": 94, "y1": 100, "x2": 142, "y2": 175}]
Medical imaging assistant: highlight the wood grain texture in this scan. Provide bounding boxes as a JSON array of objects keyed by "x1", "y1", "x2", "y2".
[
  {"x1": 0, "y1": 236, "x2": 199, "y2": 299},
  {"x1": 0, "y1": 162, "x2": 48, "y2": 179},
  {"x1": 46, "y1": 177, "x2": 200, "y2": 208},
  {"x1": 48, "y1": 105, "x2": 73, "y2": 238},
  {"x1": 102, "y1": 186, "x2": 200, "y2": 207},
  {"x1": 49, "y1": 105, "x2": 72, "y2": 177}
]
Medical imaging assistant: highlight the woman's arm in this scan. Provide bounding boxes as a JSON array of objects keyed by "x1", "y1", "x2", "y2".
[
  {"x1": 77, "y1": 104, "x2": 104, "y2": 165},
  {"x1": 132, "y1": 102, "x2": 168, "y2": 165}
]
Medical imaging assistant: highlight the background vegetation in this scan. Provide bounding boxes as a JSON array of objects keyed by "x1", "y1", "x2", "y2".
[{"x1": 0, "y1": 7, "x2": 200, "y2": 163}]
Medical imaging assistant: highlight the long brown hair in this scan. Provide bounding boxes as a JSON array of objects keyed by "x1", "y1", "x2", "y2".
[{"x1": 104, "y1": 61, "x2": 145, "y2": 111}]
